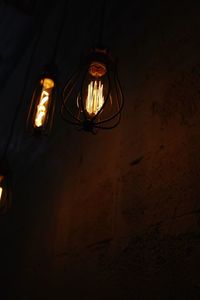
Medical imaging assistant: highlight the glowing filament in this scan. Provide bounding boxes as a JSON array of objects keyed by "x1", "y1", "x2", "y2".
[
  {"x1": 34, "y1": 78, "x2": 54, "y2": 128},
  {"x1": 0, "y1": 175, "x2": 4, "y2": 203},
  {"x1": 0, "y1": 187, "x2": 2, "y2": 202},
  {"x1": 85, "y1": 81, "x2": 104, "y2": 116}
]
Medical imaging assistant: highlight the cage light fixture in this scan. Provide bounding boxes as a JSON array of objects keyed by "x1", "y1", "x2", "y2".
[{"x1": 61, "y1": 48, "x2": 124, "y2": 133}]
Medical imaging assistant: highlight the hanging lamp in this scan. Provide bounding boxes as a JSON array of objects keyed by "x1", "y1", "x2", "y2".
[
  {"x1": 62, "y1": 48, "x2": 123, "y2": 133},
  {"x1": 61, "y1": 1, "x2": 124, "y2": 133},
  {"x1": 0, "y1": 1, "x2": 52, "y2": 214},
  {"x1": 0, "y1": 22, "x2": 41, "y2": 215},
  {"x1": 26, "y1": 1, "x2": 69, "y2": 136}
]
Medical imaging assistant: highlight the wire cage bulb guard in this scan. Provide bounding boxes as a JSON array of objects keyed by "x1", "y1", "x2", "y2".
[
  {"x1": 0, "y1": 161, "x2": 11, "y2": 215},
  {"x1": 61, "y1": 48, "x2": 124, "y2": 133},
  {"x1": 26, "y1": 64, "x2": 57, "y2": 136}
]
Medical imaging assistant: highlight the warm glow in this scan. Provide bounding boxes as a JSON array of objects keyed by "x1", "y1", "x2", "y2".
[
  {"x1": 0, "y1": 175, "x2": 4, "y2": 203},
  {"x1": 34, "y1": 78, "x2": 54, "y2": 128},
  {"x1": 0, "y1": 187, "x2": 3, "y2": 202},
  {"x1": 85, "y1": 81, "x2": 104, "y2": 116},
  {"x1": 89, "y1": 62, "x2": 106, "y2": 77}
]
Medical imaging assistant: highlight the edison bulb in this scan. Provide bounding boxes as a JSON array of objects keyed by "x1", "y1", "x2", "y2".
[
  {"x1": 0, "y1": 186, "x2": 3, "y2": 202},
  {"x1": 84, "y1": 62, "x2": 107, "y2": 117},
  {"x1": 0, "y1": 175, "x2": 4, "y2": 204},
  {"x1": 34, "y1": 78, "x2": 55, "y2": 128}
]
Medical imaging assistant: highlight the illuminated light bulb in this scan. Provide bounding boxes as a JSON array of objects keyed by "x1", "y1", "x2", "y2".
[
  {"x1": 62, "y1": 48, "x2": 124, "y2": 133},
  {"x1": 0, "y1": 164, "x2": 11, "y2": 214},
  {"x1": 27, "y1": 71, "x2": 56, "y2": 136},
  {"x1": 0, "y1": 174, "x2": 7, "y2": 212},
  {"x1": 0, "y1": 186, "x2": 3, "y2": 202},
  {"x1": 84, "y1": 62, "x2": 106, "y2": 117},
  {"x1": 34, "y1": 78, "x2": 55, "y2": 128},
  {"x1": 85, "y1": 80, "x2": 104, "y2": 116},
  {"x1": 0, "y1": 175, "x2": 4, "y2": 204}
]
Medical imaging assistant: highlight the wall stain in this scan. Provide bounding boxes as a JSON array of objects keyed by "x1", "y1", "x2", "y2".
[{"x1": 130, "y1": 156, "x2": 144, "y2": 166}]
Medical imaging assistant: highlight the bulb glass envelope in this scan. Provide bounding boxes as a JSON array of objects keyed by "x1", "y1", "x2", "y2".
[
  {"x1": 0, "y1": 166, "x2": 11, "y2": 215},
  {"x1": 62, "y1": 48, "x2": 124, "y2": 133},
  {"x1": 27, "y1": 73, "x2": 56, "y2": 135}
]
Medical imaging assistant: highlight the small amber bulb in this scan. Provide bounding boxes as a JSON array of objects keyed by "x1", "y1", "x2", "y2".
[
  {"x1": 34, "y1": 78, "x2": 55, "y2": 128},
  {"x1": 0, "y1": 175, "x2": 4, "y2": 203},
  {"x1": 85, "y1": 62, "x2": 106, "y2": 116},
  {"x1": 0, "y1": 187, "x2": 3, "y2": 201}
]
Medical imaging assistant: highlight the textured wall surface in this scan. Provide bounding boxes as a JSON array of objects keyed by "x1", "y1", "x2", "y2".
[{"x1": 1, "y1": 0, "x2": 200, "y2": 299}]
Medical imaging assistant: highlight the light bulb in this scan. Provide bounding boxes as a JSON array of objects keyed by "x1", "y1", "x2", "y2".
[
  {"x1": 0, "y1": 187, "x2": 3, "y2": 202},
  {"x1": 85, "y1": 61, "x2": 106, "y2": 116},
  {"x1": 0, "y1": 162, "x2": 11, "y2": 214},
  {"x1": 34, "y1": 78, "x2": 55, "y2": 128},
  {"x1": 0, "y1": 175, "x2": 5, "y2": 206},
  {"x1": 62, "y1": 48, "x2": 124, "y2": 133}
]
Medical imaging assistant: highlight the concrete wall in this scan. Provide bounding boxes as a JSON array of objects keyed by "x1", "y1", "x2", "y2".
[{"x1": 1, "y1": 0, "x2": 200, "y2": 299}]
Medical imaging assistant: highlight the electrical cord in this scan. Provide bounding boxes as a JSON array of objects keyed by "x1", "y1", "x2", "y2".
[
  {"x1": 98, "y1": 0, "x2": 106, "y2": 48},
  {"x1": 50, "y1": 0, "x2": 69, "y2": 65},
  {"x1": 2, "y1": 0, "x2": 70, "y2": 160}
]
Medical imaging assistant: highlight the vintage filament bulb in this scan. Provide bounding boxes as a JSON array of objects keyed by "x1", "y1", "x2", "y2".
[
  {"x1": 34, "y1": 78, "x2": 55, "y2": 128},
  {"x1": 62, "y1": 48, "x2": 124, "y2": 133}
]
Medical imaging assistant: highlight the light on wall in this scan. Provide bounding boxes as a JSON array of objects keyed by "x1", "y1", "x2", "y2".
[{"x1": 61, "y1": 48, "x2": 124, "y2": 133}]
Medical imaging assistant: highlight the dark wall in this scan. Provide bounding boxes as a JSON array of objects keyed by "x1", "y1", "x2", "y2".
[{"x1": 1, "y1": 1, "x2": 200, "y2": 299}]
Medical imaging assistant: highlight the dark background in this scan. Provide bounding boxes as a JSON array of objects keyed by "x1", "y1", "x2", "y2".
[{"x1": 0, "y1": 0, "x2": 200, "y2": 299}]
